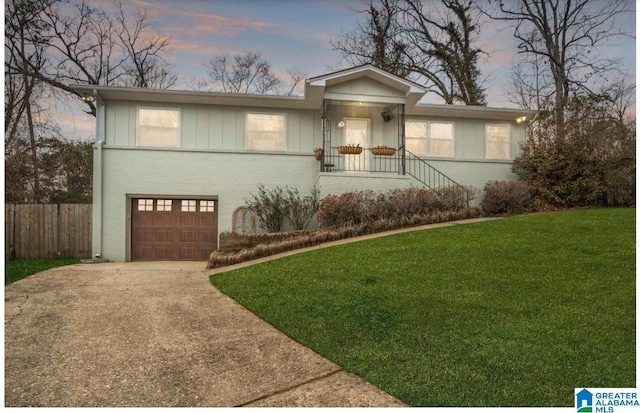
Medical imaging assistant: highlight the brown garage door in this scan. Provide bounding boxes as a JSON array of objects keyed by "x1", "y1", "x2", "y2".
[{"x1": 131, "y1": 198, "x2": 218, "y2": 261}]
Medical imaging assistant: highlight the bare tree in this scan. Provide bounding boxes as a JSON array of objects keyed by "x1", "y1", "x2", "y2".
[
  {"x1": 330, "y1": 0, "x2": 486, "y2": 105},
  {"x1": 401, "y1": 0, "x2": 486, "y2": 105},
  {"x1": 6, "y1": 0, "x2": 176, "y2": 116},
  {"x1": 115, "y1": 5, "x2": 177, "y2": 89},
  {"x1": 205, "y1": 52, "x2": 281, "y2": 94},
  {"x1": 330, "y1": 0, "x2": 411, "y2": 77},
  {"x1": 283, "y1": 69, "x2": 308, "y2": 96},
  {"x1": 484, "y1": 0, "x2": 633, "y2": 135},
  {"x1": 5, "y1": 0, "x2": 56, "y2": 201},
  {"x1": 5, "y1": 0, "x2": 175, "y2": 203}
]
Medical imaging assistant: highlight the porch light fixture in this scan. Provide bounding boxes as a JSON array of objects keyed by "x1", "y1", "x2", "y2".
[
  {"x1": 516, "y1": 116, "x2": 527, "y2": 123},
  {"x1": 338, "y1": 120, "x2": 345, "y2": 128}
]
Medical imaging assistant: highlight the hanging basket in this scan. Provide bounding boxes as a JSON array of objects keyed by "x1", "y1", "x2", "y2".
[
  {"x1": 337, "y1": 146, "x2": 363, "y2": 155},
  {"x1": 381, "y1": 109, "x2": 395, "y2": 123},
  {"x1": 314, "y1": 149, "x2": 324, "y2": 160},
  {"x1": 371, "y1": 147, "x2": 396, "y2": 156}
]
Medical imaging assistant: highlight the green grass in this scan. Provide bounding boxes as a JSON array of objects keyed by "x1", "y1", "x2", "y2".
[
  {"x1": 210, "y1": 209, "x2": 636, "y2": 406},
  {"x1": 5, "y1": 258, "x2": 80, "y2": 285}
]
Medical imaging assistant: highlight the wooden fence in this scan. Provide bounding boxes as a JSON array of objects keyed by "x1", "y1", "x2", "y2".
[{"x1": 5, "y1": 204, "x2": 92, "y2": 259}]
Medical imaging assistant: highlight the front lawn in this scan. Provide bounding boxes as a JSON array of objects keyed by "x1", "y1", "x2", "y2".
[
  {"x1": 210, "y1": 209, "x2": 636, "y2": 406},
  {"x1": 5, "y1": 258, "x2": 80, "y2": 285}
]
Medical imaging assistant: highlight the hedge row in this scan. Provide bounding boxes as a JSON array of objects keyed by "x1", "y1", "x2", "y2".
[{"x1": 207, "y1": 208, "x2": 481, "y2": 269}]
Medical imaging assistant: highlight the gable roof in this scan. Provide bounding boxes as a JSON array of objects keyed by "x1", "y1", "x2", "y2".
[{"x1": 305, "y1": 64, "x2": 427, "y2": 107}]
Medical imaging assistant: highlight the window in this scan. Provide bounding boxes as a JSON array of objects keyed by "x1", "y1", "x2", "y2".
[
  {"x1": 246, "y1": 113, "x2": 285, "y2": 150},
  {"x1": 156, "y1": 200, "x2": 172, "y2": 212},
  {"x1": 200, "y1": 200, "x2": 215, "y2": 212},
  {"x1": 486, "y1": 125, "x2": 510, "y2": 159},
  {"x1": 405, "y1": 121, "x2": 453, "y2": 157},
  {"x1": 137, "y1": 199, "x2": 153, "y2": 211},
  {"x1": 429, "y1": 122, "x2": 453, "y2": 157},
  {"x1": 406, "y1": 121, "x2": 427, "y2": 156},
  {"x1": 137, "y1": 108, "x2": 180, "y2": 147},
  {"x1": 181, "y1": 200, "x2": 196, "y2": 212}
]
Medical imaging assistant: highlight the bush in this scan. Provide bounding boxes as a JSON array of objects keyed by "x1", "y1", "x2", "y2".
[
  {"x1": 481, "y1": 181, "x2": 534, "y2": 216},
  {"x1": 513, "y1": 93, "x2": 635, "y2": 208},
  {"x1": 246, "y1": 185, "x2": 288, "y2": 232},
  {"x1": 285, "y1": 186, "x2": 320, "y2": 230},
  {"x1": 246, "y1": 185, "x2": 320, "y2": 232},
  {"x1": 317, "y1": 186, "x2": 470, "y2": 228}
]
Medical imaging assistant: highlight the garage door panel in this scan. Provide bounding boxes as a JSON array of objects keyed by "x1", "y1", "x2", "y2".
[
  {"x1": 154, "y1": 214, "x2": 178, "y2": 226},
  {"x1": 179, "y1": 231, "x2": 197, "y2": 243},
  {"x1": 131, "y1": 198, "x2": 218, "y2": 261}
]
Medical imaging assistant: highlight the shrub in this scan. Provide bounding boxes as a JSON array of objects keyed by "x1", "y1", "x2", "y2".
[
  {"x1": 285, "y1": 186, "x2": 320, "y2": 230},
  {"x1": 246, "y1": 185, "x2": 320, "y2": 233},
  {"x1": 513, "y1": 93, "x2": 635, "y2": 208},
  {"x1": 246, "y1": 185, "x2": 288, "y2": 232},
  {"x1": 481, "y1": 181, "x2": 534, "y2": 216},
  {"x1": 317, "y1": 186, "x2": 471, "y2": 228}
]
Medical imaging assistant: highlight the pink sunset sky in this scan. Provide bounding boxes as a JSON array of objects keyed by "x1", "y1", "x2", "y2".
[{"x1": 59, "y1": 0, "x2": 636, "y2": 140}]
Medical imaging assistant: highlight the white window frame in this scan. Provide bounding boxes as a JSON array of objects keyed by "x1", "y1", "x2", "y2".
[
  {"x1": 405, "y1": 120, "x2": 428, "y2": 156},
  {"x1": 245, "y1": 112, "x2": 286, "y2": 151},
  {"x1": 405, "y1": 120, "x2": 454, "y2": 157},
  {"x1": 428, "y1": 122, "x2": 454, "y2": 158},
  {"x1": 181, "y1": 200, "x2": 197, "y2": 212},
  {"x1": 485, "y1": 124, "x2": 511, "y2": 160},
  {"x1": 136, "y1": 107, "x2": 181, "y2": 147},
  {"x1": 137, "y1": 199, "x2": 154, "y2": 211}
]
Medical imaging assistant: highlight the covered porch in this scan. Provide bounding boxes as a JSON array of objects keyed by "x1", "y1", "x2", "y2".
[{"x1": 320, "y1": 99, "x2": 406, "y2": 175}]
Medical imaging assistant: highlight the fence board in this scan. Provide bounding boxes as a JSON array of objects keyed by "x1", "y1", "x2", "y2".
[{"x1": 5, "y1": 204, "x2": 92, "y2": 259}]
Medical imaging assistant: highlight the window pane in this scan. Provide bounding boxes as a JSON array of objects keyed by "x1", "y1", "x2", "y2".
[
  {"x1": 406, "y1": 138, "x2": 427, "y2": 156},
  {"x1": 486, "y1": 125, "x2": 510, "y2": 159},
  {"x1": 137, "y1": 199, "x2": 153, "y2": 211},
  {"x1": 430, "y1": 123, "x2": 452, "y2": 141},
  {"x1": 181, "y1": 200, "x2": 196, "y2": 212},
  {"x1": 138, "y1": 108, "x2": 179, "y2": 147},
  {"x1": 406, "y1": 121, "x2": 427, "y2": 139},
  {"x1": 406, "y1": 121, "x2": 427, "y2": 156},
  {"x1": 431, "y1": 140, "x2": 453, "y2": 157},
  {"x1": 430, "y1": 123, "x2": 453, "y2": 157},
  {"x1": 247, "y1": 114, "x2": 285, "y2": 150},
  {"x1": 200, "y1": 200, "x2": 215, "y2": 212},
  {"x1": 157, "y1": 200, "x2": 172, "y2": 212}
]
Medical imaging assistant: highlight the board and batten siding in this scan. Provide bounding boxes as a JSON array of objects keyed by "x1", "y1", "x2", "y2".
[
  {"x1": 104, "y1": 102, "x2": 323, "y2": 152},
  {"x1": 325, "y1": 77, "x2": 406, "y2": 98}
]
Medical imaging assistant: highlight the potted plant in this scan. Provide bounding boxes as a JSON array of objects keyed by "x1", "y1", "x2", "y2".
[
  {"x1": 371, "y1": 145, "x2": 396, "y2": 156},
  {"x1": 337, "y1": 143, "x2": 363, "y2": 155},
  {"x1": 314, "y1": 147, "x2": 324, "y2": 160},
  {"x1": 381, "y1": 107, "x2": 395, "y2": 123}
]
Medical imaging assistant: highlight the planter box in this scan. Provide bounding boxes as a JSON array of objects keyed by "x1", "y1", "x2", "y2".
[
  {"x1": 371, "y1": 147, "x2": 396, "y2": 156},
  {"x1": 337, "y1": 146, "x2": 363, "y2": 155}
]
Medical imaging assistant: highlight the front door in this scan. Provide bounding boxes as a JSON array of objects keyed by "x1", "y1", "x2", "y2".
[{"x1": 344, "y1": 118, "x2": 370, "y2": 171}]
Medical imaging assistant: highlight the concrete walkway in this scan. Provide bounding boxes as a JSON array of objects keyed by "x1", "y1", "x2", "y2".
[{"x1": 5, "y1": 217, "x2": 497, "y2": 407}]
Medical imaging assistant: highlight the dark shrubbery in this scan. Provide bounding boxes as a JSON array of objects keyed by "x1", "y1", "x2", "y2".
[
  {"x1": 513, "y1": 93, "x2": 635, "y2": 208},
  {"x1": 317, "y1": 186, "x2": 470, "y2": 227},
  {"x1": 481, "y1": 181, "x2": 535, "y2": 216}
]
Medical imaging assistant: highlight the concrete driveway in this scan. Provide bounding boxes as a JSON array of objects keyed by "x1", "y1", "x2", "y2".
[{"x1": 4, "y1": 261, "x2": 405, "y2": 407}]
